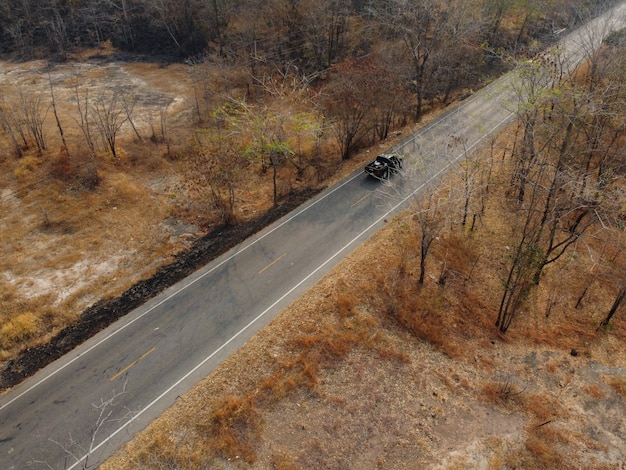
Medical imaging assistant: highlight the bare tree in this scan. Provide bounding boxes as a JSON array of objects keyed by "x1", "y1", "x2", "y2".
[
  {"x1": 320, "y1": 58, "x2": 386, "y2": 160},
  {"x1": 212, "y1": 97, "x2": 305, "y2": 205},
  {"x1": 43, "y1": 0, "x2": 70, "y2": 57},
  {"x1": 120, "y1": 92, "x2": 143, "y2": 142},
  {"x1": 507, "y1": 56, "x2": 555, "y2": 204},
  {"x1": 47, "y1": 64, "x2": 68, "y2": 155},
  {"x1": 109, "y1": 0, "x2": 137, "y2": 50},
  {"x1": 0, "y1": 92, "x2": 25, "y2": 157},
  {"x1": 594, "y1": 206, "x2": 626, "y2": 331},
  {"x1": 482, "y1": 0, "x2": 517, "y2": 46},
  {"x1": 383, "y1": 0, "x2": 484, "y2": 121},
  {"x1": 568, "y1": 2, "x2": 625, "y2": 92},
  {"x1": 90, "y1": 90, "x2": 128, "y2": 158},
  {"x1": 494, "y1": 19, "x2": 626, "y2": 332},
  {"x1": 186, "y1": 131, "x2": 247, "y2": 225},
  {"x1": 16, "y1": 88, "x2": 49, "y2": 153},
  {"x1": 495, "y1": 184, "x2": 542, "y2": 333},
  {"x1": 448, "y1": 135, "x2": 483, "y2": 229},
  {"x1": 36, "y1": 382, "x2": 130, "y2": 470},
  {"x1": 72, "y1": 73, "x2": 96, "y2": 157},
  {"x1": 298, "y1": 0, "x2": 352, "y2": 70},
  {"x1": 598, "y1": 285, "x2": 626, "y2": 330},
  {"x1": 413, "y1": 193, "x2": 448, "y2": 285}
]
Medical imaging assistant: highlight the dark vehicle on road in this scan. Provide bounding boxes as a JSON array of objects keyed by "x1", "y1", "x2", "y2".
[{"x1": 364, "y1": 153, "x2": 404, "y2": 180}]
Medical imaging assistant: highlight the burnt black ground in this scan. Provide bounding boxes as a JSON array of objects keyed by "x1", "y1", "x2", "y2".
[{"x1": 0, "y1": 188, "x2": 319, "y2": 390}]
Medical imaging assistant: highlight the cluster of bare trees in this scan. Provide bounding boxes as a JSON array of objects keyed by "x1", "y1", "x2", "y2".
[
  {"x1": 493, "y1": 23, "x2": 626, "y2": 333},
  {"x1": 402, "y1": 15, "x2": 626, "y2": 334},
  {"x1": 0, "y1": 0, "x2": 230, "y2": 57},
  {"x1": 0, "y1": 0, "x2": 615, "y2": 60},
  {"x1": 0, "y1": 0, "x2": 616, "y2": 165},
  {"x1": 0, "y1": 63, "x2": 176, "y2": 193},
  {"x1": 0, "y1": 88, "x2": 49, "y2": 157},
  {"x1": 185, "y1": 71, "x2": 325, "y2": 215}
]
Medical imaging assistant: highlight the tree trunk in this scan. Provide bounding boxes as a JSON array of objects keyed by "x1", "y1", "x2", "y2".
[{"x1": 598, "y1": 286, "x2": 626, "y2": 330}]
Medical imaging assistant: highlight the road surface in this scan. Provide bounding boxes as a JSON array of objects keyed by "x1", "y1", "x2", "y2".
[{"x1": 1, "y1": 4, "x2": 624, "y2": 468}]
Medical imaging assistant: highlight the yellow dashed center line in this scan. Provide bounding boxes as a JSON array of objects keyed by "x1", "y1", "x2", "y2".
[
  {"x1": 258, "y1": 253, "x2": 287, "y2": 274},
  {"x1": 351, "y1": 194, "x2": 370, "y2": 207},
  {"x1": 110, "y1": 347, "x2": 156, "y2": 381}
]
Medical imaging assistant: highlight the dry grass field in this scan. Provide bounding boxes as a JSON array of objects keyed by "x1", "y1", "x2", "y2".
[
  {"x1": 1, "y1": 53, "x2": 625, "y2": 469},
  {"x1": 103, "y1": 132, "x2": 626, "y2": 469}
]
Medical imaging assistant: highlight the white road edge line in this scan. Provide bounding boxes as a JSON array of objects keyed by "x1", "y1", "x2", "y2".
[{"x1": 68, "y1": 111, "x2": 514, "y2": 470}]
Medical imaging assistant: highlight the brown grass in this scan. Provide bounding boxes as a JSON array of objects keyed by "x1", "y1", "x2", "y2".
[
  {"x1": 523, "y1": 425, "x2": 568, "y2": 470},
  {"x1": 603, "y1": 375, "x2": 626, "y2": 400},
  {"x1": 581, "y1": 383, "x2": 607, "y2": 399},
  {"x1": 0, "y1": 148, "x2": 180, "y2": 357},
  {"x1": 204, "y1": 395, "x2": 262, "y2": 464},
  {"x1": 0, "y1": 312, "x2": 40, "y2": 349}
]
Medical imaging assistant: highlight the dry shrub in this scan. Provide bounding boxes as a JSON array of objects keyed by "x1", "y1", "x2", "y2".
[
  {"x1": 518, "y1": 424, "x2": 575, "y2": 470},
  {"x1": 581, "y1": 383, "x2": 606, "y2": 399},
  {"x1": 393, "y1": 287, "x2": 465, "y2": 358},
  {"x1": 203, "y1": 394, "x2": 262, "y2": 464},
  {"x1": 288, "y1": 326, "x2": 357, "y2": 388},
  {"x1": 436, "y1": 232, "x2": 480, "y2": 279},
  {"x1": 107, "y1": 172, "x2": 144, "y2": 205},
  {"x1": 293, "y1": 321, "x2": 357, "y2": 361},
  {"x1": 125, "y1": 144, "x2": 165, "y2": 171},
  {"x1": 0, "y1": 312, "x2": 40, "y2": 349},
  {"x1": 337, "y1": 292, "x2": 358, "y2": 318},
  {"x1": 132, "y1": 430, "x2": 207, "y2": 469},
  {"x1": 260, "y1": 368, "x2": 301, "y2": 400},
  {"x1": 14, "y1": 155, "x2": 42, "y2": 180},
  {"x1": 603, "y1": 375, "x2": 626, "y2": 399},
  {"x1": 524, "y1": 433, "x2": 561, "y2": 469},
  {"x1": 258, "y1": 297, "x2": 393, "y2": 404},
  {"x1": 523, "y1": 304, "x2": 597, "y2": 350},
  {"x1": 299, "y1": 352, "x2": 321, "y2": 386},
  {"x1": 479, "y1": 355, "x2": 496, "y2": 372},
  {"x1": 270, "y1": 450, "x2": 299, "y2": 470},
  {"x1": 523, "y1": 394, "x2": 553, "y2": 421},
  {"x1": 49, "y1": 150, "x2": 75, "y2": 181},
  {"x1": 292, "y1": 332, "x2": 323, "y2": 351},
  {"x1": 376, "y1": 345, "x2": 410, "y2": 362},
  {"x1": 481, "y1": 378, "x2": 522, "y2": 404},
  {"x1": 482, "y1": 381, "x2": 504, "y2": 403},
  {"x1": 319, "y1": 324, "x2": 358, "y2": 359},
  {"x1": 544, "y1": 358, "x2": 560, "y2": 374},
  {"x1": 77, "y1": 161, "x2": 100, "y2": 190}
]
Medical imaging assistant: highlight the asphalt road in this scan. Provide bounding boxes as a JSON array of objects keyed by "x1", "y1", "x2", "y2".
[{"x1": 1, "y1": 5, "x2": 624, "y2": 468}]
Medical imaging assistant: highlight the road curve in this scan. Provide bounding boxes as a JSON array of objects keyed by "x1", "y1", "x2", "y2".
[{"x1": 1, "y1": 4, "x2": 625, "y2": 468}]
